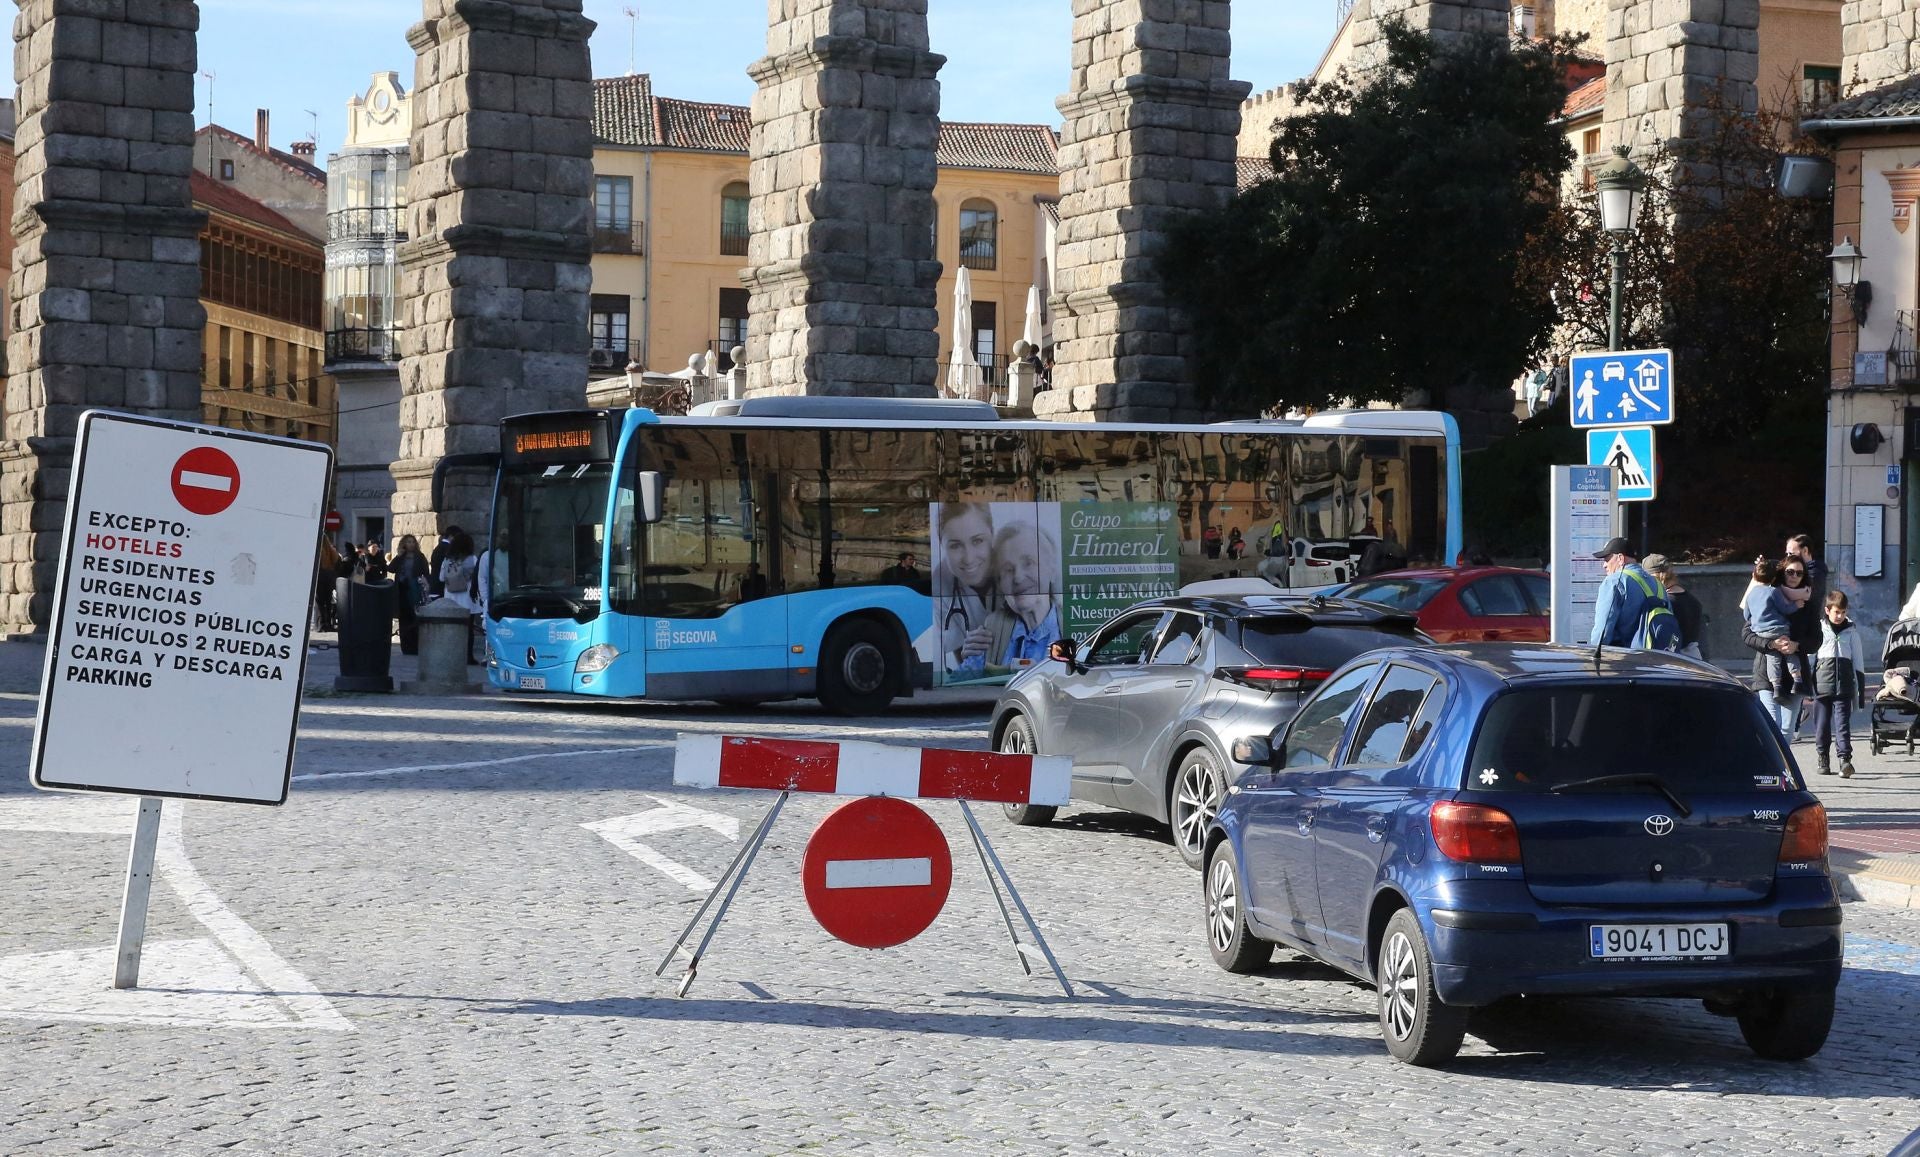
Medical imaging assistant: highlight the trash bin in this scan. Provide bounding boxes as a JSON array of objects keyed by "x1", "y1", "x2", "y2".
[{"x1": 334, "y1": 577, "x2": 396, "y2": 693}]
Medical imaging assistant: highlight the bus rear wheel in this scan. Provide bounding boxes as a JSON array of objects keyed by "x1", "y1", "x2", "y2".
[{"x1": 819, "y1": 619, "x2": 896, "y2": 716}]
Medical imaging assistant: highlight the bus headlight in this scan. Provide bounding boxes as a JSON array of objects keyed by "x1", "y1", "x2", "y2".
[{"x1": 575, "y1": 644, "x2": 621, "y2": 674}]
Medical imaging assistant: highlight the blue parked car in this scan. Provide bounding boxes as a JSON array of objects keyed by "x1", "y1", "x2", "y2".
[{"x1": 1205, "y1": 644, "x2": 1843, "y2": 1066}]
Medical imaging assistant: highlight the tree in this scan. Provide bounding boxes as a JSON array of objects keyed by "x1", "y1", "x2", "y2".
[{"x1": 1160, "y1": 21, "x2": 1578, "y2": 416}]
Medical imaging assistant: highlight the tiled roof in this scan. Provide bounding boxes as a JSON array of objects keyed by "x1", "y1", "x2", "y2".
[
  {"x1": 1236, "y1": 156, "x2": 1274, "y2": 191},
  {"x1": 1809, "y1": 76, "x2": 1920, "y2": 125},
  {"x1": 936, "y1": 122, "x2": 1058, "y2": 175},
  {"x1": 199, "y1": 123, "x2": 326, "y2": 186},
  {"x1": 1561, "y1": 76, "x2": 1605, "y2": 121},
  {"x1": 653, "y1": 96, "x2": 751, "y2": 152},
  {"x1": 191, "y1": 170, "x2": 314, "y2": 244},
  {"x1": 593, "y1": 74, "x2": 655, "y2": 146},
  {"x1": 1035, "y1": 195, "x2": 1059, "y2": 226}
]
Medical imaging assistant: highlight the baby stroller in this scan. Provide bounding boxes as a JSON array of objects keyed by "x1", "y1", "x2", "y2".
[{"x1": 1872, "y1": 619, "x2": 1920, "y2": 755}]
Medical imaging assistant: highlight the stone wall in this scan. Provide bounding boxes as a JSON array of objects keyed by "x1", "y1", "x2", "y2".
[
  {"x1": 741, "y1": 0, "x2": 944, "y2": 398},
  {"x1": 1041, "y1": 0, "x2": 1250, "y2": 423},
  {"x1": 393, "y1": 0, "x2": 596, "y2": 540},
  {"x1": 1840, "y1": 0, "x2": 1920, "y2": 93},
  {"x1": 1604, "y1": 0, "x2": 1758, "y2": 164},
  {"x1": 1348, "y1": 0, "x2": 1509, "y2": 69},
  {"x1": 2, "y1": 0, "x2": 207, "y2": 634}
]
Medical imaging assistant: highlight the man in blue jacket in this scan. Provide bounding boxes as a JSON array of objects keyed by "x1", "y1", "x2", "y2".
[{"x1": 1588, "y1": 536, "x2": 1672, "y2": 648}]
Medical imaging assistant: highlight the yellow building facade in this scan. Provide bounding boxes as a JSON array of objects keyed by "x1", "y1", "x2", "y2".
[{"x1": 590, "y1": 76, "x2": 1061, "y2": 382}]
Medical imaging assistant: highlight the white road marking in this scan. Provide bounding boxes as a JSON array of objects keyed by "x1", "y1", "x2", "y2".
[
  {"x1": 581, "y1": 796, "x2": 739, "y2": 892},
  {"x1": 825, "y1": 857, "x2": 932, "y2": 889},
  {"x1": 0, "y1": 798, "x2": 350, "y2": 1031}
]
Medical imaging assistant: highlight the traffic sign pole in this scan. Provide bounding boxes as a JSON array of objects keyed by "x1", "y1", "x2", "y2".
[{"x1": 112, "y1": 797, "x2": 163, "y2": 989}]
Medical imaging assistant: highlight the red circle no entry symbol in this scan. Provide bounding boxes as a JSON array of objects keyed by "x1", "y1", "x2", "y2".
[
  {"x1": 802, "y1": 796, "x2": 953, "y2": 949},
  {"x1": 171, "y1": 446, "x2": 241, "y2": 516}
]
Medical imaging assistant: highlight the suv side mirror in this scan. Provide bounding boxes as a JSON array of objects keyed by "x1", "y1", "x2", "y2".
[{"x1": 1048, "y1": 638, "x2": 1083, "y2": 674}]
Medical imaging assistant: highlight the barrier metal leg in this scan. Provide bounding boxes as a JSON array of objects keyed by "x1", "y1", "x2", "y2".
[
  {"x1": 957, "y1": 801, "x2": 1073, "y2": 998},
  {"x1": 655, "y1": 791, "x2": 789, "y2": 997},
  {"x1": 961, "y1": 803, "x2": 1032, "y2": 977}
]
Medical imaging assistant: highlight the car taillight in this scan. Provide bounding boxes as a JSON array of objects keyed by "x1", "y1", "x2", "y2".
[
  {"x1": 1215, "y1": 666, "x2": 1333, "y2": 692},
  {"x1": 1779, "y1": 803, "x2": 1828, "y2": 863},
  {"x1": 1429, "y1": 801, "x2": 1522, "y2": 863}
]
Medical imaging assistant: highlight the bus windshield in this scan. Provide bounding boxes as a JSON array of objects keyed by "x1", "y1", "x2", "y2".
[{"x1": 489, "y1": 461, "x2": 612, "y2": 618}]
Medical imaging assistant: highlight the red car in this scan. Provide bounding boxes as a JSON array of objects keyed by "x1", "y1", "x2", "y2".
[{"x1": 1332, "y1": 566, "x2": 1551, "y2": 643}]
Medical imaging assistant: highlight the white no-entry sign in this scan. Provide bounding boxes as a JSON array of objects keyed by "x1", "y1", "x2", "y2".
[{"x1": 31, "y1": 412, "x2": 334, "y2": 805}]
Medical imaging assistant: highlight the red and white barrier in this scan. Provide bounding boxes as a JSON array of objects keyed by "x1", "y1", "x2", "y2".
[{"x1": 674, "y1": 734, "x2": 1072, "y2": 807}]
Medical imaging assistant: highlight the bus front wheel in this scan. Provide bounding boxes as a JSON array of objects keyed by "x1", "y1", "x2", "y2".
[{"x1": 819, "y1": 619, "x2": 897, "y2": 716}]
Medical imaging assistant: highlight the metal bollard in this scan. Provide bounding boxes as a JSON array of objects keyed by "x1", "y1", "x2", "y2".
[{"x1": 404, "y1": 599, "x2": 483, "y2": 695}]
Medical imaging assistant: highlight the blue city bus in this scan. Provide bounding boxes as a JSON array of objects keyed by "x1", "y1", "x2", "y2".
[{"x1": 482, "y1": 398, "x2": 1462, "y2": 714}]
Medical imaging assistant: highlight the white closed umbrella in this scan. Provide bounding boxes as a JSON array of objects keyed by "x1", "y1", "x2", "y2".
[
  {"x1": 946, "y1": 267, "x2": 984, "y2": 401},
  {"x1": 1022, "y1": 284, "x2": 1043, "y2": 353}
]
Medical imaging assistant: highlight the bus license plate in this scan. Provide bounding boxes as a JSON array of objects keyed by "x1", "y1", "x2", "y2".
[
  {"x1": 518, "y1": 674, "x2": 546, "y2": 691},
  {"x1": 1590, "y1": 923, "x2": 1728, "y2": 959}
]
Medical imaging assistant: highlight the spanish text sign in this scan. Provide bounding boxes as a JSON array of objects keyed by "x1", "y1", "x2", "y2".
[{"x1": 31, "y1": 412, "x2": 334, "y2": 805}]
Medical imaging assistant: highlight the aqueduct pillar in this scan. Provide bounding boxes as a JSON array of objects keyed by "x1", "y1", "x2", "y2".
[
  {"x1": 2, "y1": 0, "x2": 207, "y2": 634},
  {"x1": 393, "y1": 0, "x2": 597, "y2": 541},
  {"x1": 1040, "y1": 0, "x2": 1251, "y2": 422},
  {"x1": 742, "y1": 0, "x2": 945, "y2": 397}
]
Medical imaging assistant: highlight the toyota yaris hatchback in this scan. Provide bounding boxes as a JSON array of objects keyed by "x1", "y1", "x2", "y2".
[{"x1": 1204, "y1": 645, "x2": 1843, "y2": 1066}]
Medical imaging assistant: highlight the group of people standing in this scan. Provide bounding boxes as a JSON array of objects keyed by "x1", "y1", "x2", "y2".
[
  {"x1": 313, "y1": 526, "x2": 486, "y2": 660},
  {"x1": 1587, "y1": 533, "x2": 1864, "y2": 779}
]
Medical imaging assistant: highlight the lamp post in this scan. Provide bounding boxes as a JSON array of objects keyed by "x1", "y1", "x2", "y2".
[
  {"x1": 1828, "y1": 235, "x2": 1871, "y2": 328},
  {"x1": 1594, "y1": 146, "x2": 1648, "y2": 352}
]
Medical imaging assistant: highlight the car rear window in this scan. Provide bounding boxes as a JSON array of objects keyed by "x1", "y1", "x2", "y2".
[
  {"x1": 1238, "y1": 621, "x2": 1424, "y2": 670},
  {"x1": 1467, "y1": 684, "x2": 1793, "y2": 794},
  {"x1": 1339, "y1": 577, "x2": 1449, "y2": 611}
]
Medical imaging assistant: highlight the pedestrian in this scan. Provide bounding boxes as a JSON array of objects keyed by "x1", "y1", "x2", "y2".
[
  {"x1": 1780, "y1": 556, "x2": 1822, "y2": 740},
  {"x1": 428, "y1": 525, "x2": 461, "y2": 598},
  {"x1": 1786, "y1": 534, "x2": 1826, "y2": 598},
  {"x1": 1811, "y1": 590, "x2": 1866, "y2": 778},
  {"x1": 438, "y1": 529, "x2": 481, "y2": 664},
  {"x1": 1226, "y1": 527, "x2": 1246, "y2": 560},
  {"x1": 1203, "y1": 525, "x2": 1222, "y2": 559},
  {"x1": 362, "y1": 540, "x2": 390, "y2": 583},
  {"x1": 1642, "y1": 553, "x2": 1706, "y2": 660},
  {"x1": 1587, "y1": 536, "x2": 1678, "y2": 650},
  {"x1": 335, "y1": 541, "x2": 359, "y2": 585},
  {"x1": 1741, "y1": 559, "x2": 1808, "y2": 741},
  {"x1": 315, "y1": 534, "x2": 341, "y2": 632},
  {"x1": 390, "y1": 534, "x2": 431, "y2": 655}
]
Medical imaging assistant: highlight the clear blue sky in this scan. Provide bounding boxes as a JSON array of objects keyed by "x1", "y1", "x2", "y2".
[{"x1": 2, "y1": 1, "x2": 1338, "y2": 158}]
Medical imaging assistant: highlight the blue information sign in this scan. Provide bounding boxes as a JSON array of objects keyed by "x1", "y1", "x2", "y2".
[
  {"x1": 1569, "y1": 348, "x2": 1675, "y2": 429},
  {"x1": 1586, "y1": 425, "x2": 1656, "y2": 502}
]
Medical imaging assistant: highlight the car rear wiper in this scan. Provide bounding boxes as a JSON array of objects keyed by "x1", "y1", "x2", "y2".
[{"x1": 1547, "y1": 773, "x2": 1693, "y2": 817}]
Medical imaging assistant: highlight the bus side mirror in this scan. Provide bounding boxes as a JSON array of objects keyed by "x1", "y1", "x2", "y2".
[{"x1": 639, "y1": 471, "x2": 665, "y2": 524}]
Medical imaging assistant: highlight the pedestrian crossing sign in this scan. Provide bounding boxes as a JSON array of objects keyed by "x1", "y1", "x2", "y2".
[{"x1": 1586, "y1": 426, "x2": 1656, "y2": 502}]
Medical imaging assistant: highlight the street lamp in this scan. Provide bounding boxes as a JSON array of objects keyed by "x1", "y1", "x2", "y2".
[
  {"x1": 1594, "y1": 145, "x2": 1647, "y2": 352},
  {"x1": 1828, "y1": 235, "x2": 1872, "y2": 327}
]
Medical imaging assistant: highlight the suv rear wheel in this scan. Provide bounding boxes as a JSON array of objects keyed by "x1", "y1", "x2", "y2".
[
  {"x1": 1170, "y1": 747, "x2": 1225, "y2": 869},
  {"x1": 1737, "y1": 988, "x2": 1835, "y2": 1061},
  {"x1": 997, "y1": 715, "x2": 1057, "y2": 826}
]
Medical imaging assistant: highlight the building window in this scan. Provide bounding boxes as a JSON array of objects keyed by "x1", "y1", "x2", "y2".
[
  {"x1": 959, "y1": 200, "x2": 998, "y2": 271},
  {"x1": 720, "y1": 182, "x2": 750, "y2": 257},
  {"x1": 1803, "y1": 65, "x2": 1841, "y2": 111},
  {"x1": 1580, "y1": 127, "x2": 1601, "y2": 190},
  {"x1": 219, "y1": 158, "x2": 235, "y2": 181},
  {"x1": 971, "y1": 300, "x2": 997, "y2": 371},
  {"x1": 595, "y1": 176, "x2": 637, "y2": 254},
  {"x1": 717, "y1": 288, "x2": 749, "y2": 372},
  {"x1": 590, "y1": 294, "x2": 630, "y2": 368}
]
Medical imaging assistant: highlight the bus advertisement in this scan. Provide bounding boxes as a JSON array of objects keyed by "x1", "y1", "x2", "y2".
[{"x1": 481, "y1": 399, "x2": 1461, "y2": 714}]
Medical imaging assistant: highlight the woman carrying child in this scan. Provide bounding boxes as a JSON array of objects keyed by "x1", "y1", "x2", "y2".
[{"x1": 1811, "y1": 590, "x2": 1866, "y2": 778}]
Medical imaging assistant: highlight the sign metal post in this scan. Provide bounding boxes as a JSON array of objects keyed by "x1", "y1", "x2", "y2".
[{"x1": 112, "y1": 797, "x2": 165, "y2": 989}]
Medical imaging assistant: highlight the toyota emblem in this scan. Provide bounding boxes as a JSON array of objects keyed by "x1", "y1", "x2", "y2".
[
  {"x1": 527, "y1": 646, "x2": 538, "y2": 667},
  {"x1": 1644, "y1": 815, "x2": 1676, "y2": 837}
]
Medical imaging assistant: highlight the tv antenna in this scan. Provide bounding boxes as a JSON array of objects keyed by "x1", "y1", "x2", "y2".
[
  {"x1": 200, "y1": 69, "x2": 215, "y2": 129},
  {"x1": 624, "y1": 6, "x2": 638, "y2": 76},
  {"x1": 304, "y1": 108, "x2": 319, "y2": 149}
]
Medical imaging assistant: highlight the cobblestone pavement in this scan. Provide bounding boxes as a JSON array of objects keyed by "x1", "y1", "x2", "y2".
[{"x1": 2, "y1": 641, "x2": 1919, "y2": 1154}]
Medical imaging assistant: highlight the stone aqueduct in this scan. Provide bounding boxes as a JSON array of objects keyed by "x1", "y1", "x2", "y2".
[{"x1": 1, "y1": 0, "x2": 1510, "y2": 634}]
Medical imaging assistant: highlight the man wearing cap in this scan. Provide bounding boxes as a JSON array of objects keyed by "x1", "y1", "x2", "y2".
[{"x1": 1587, "y1": 537, "x2": 1673, "y2": 649}]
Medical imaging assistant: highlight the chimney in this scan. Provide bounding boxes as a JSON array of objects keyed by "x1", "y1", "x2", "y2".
[
  {"x1": 255, "y1": 108, "x2": 270, "y2": 152},
  {"x1": 291, "y1": 141, "x2": 316, "y2": 158}
]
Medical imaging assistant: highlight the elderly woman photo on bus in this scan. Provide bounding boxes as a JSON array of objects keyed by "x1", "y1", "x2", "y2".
[
  {"x1": 971, "y1": 519, "x2": 1062, "y2": 677},
  {"x1": 933, "y1": 501, "x2": 999, "y2": 673}
]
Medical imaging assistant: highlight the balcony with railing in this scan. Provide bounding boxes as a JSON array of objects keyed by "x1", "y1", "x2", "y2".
[
  {"x1": 720, "y1": 220, "x2": 750, "y2": 257},
  {"x1": 326, "y1": 327, "x2": 397, "y2": 365},
  {"x1": 587, "y1": 341, "x2": 646, "y2": 374},
  {"x1": 327, "y1": 207, "x2": 404, "y2": 245},
  {"x1": 1893, "y1": 311, "x2": 1919, "y2": 386},
  {"x1": 592, "y1": 222, "x2": 646, "y2": 256}
]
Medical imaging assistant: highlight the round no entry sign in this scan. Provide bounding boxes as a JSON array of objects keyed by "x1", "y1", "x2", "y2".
[
  {"x1": 171, "y1": 446, "x2": 241, "y2": 516},
  {"x1": 802, "y1": 796, "x2": 953, "y2": 949}
]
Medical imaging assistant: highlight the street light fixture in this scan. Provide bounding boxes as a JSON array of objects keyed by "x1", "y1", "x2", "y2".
[
  {"x1": 1593, "y1": 145, "x2": 1648, "y2": 351},
  {"x1": 1828, "y1": 235, "x2": 1872, "y2": 326}
]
